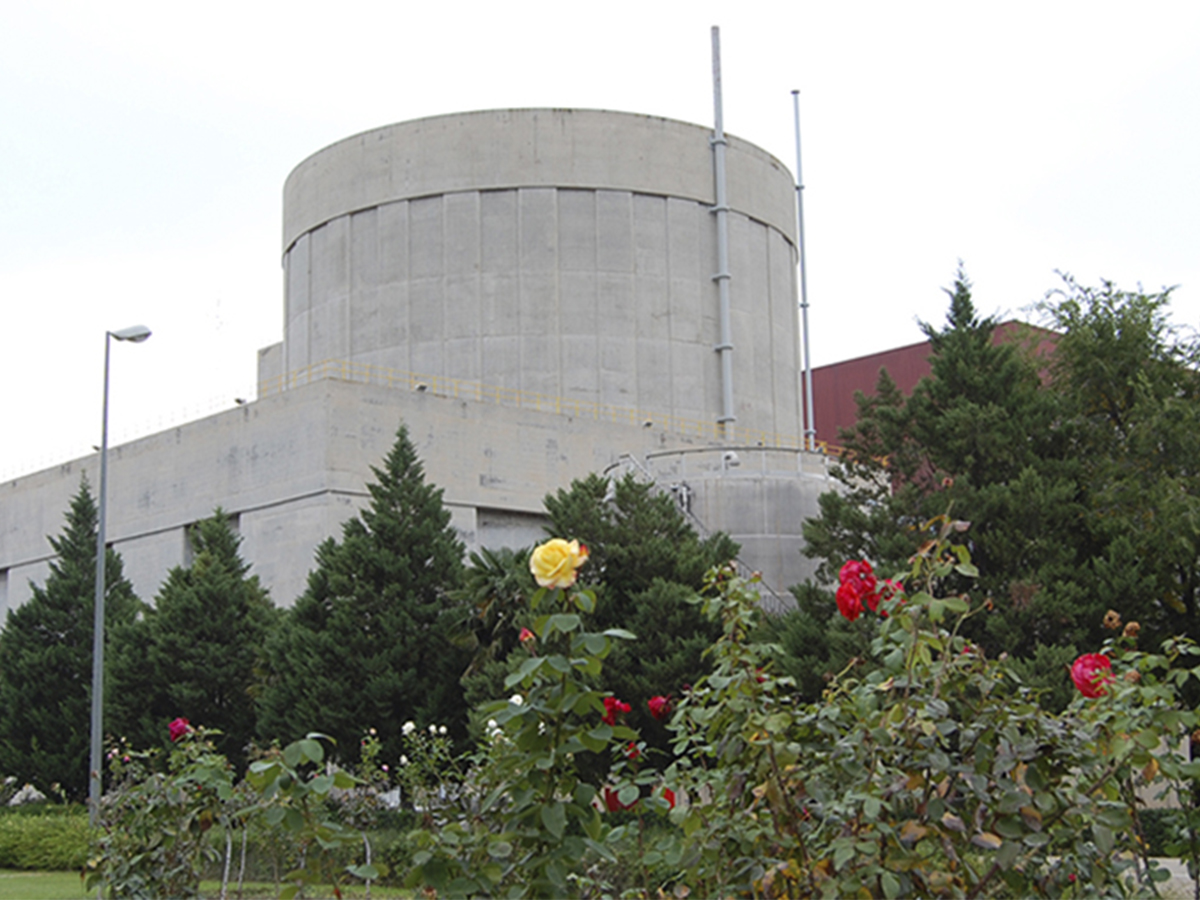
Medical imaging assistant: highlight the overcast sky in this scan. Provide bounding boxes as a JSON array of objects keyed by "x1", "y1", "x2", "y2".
[{"x1": 2, "y1": 1, "x2": 1197, "y2": 480}]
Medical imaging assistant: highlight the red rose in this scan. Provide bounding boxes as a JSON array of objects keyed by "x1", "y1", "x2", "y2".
[
  {"x1": 836, "y1": 580, "x2": 864, "y2": 621},
  {"x1": 518, "y1": 627, "x2": 536, "y2": 645},
  {"x1": 662, "y1": 787, "x2": 676, "y2": 809},
  {"x1": 603, "y1": 786, "x2": 637, "y2": 812},
  {"x1": 168, "y1": 717, "x2": 190, "y2": 742},
  {"x1": 602, "y1": 696, "x2": 631, "y2": 726},
  {"x1": 647, "y1": 695, "x2": 672, "y2": 721},
  {"x1": 1071, "y1": 653, "x2": 1114, "y2": 698},
  {"x1": 625, "y1": 741, "x2": 641, "y2": 760}
]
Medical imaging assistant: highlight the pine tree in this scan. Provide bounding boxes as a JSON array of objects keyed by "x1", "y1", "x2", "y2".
[
  {"x1": 798, "y1": 270, "x2": 1077, "y2": 661},
  {"x1": 794, "y1": 271, "x2": 1200, "y2": 690},
  {"x1": 108, "y1": 510, "x2": 277, "y2": 770},
  {"x1": 256, "y1": 424, "x2": 469, "y2": 765},
  {"x1": 0, "y1": 480, "x2": 143, "y2": 800}
]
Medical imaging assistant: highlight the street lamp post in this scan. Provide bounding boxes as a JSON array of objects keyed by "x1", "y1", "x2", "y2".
[{"x1": 89, "y1": 325, "x2": 151, "y2": 824}]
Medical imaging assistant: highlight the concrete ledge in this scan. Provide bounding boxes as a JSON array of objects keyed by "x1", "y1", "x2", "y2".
[{"x1": 282, "y1": 109, "x2": 798, "y2": 254}]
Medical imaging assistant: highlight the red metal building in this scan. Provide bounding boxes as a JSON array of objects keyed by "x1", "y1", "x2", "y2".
[{"x1": 809, "y1": 321, "x2": 1057, "y2": 449}]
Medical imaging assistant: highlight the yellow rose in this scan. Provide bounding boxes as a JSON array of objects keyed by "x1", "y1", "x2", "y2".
[{"x1": 529, "y1": 538, "x2": 589, "y2": 589}]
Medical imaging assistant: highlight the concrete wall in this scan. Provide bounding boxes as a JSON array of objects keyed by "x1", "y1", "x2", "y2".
[
  {"x1": 638, "y1": 446, "x2": 837, "y2": 611},
  {"x1": 280, "y1": 109, "x2": 802, "y2": 440},
  {"x1": 3, "y1": 377, "x2": 805, "y2": 611}
]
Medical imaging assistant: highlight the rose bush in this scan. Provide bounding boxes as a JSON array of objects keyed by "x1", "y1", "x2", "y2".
[
  {"x1": 644, "y1": 514, "x2": 1200, "y2": 898},
  {"x1": 406, "y1": 537, "x2": 638, "y2": 897}
]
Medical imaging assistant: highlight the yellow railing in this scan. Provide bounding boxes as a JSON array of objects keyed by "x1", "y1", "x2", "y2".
[{"x1": 258, "y1": 358, "x2": 842, "y2": 454}]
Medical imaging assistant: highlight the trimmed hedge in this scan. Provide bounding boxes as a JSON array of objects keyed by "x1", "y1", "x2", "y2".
[{"x1": 0, "y1": 809, "x2": 90, "y2": 870}]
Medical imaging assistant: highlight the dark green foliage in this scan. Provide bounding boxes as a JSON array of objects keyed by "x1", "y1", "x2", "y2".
[
  {"x1": 453, "y1": 546, "x2": 536, "y2": 712},
  {"x1": 256, "y1": 424, "x2": 469, "y2": 765},
  {"x1": 542, "y1": 473, "x2": 739, "y2": 739},
  {"x1": 799, "y1": 270, "x2": 1200, "y2": 672},
  {"x1": 0, "y1": 480, "x2": 143, "y2": 801},
  {"x1": 758, "y1": 582, "x2": 872, "y2": 703},
  {"x1": 108, "y1": 511, "x2": 277, "y2": 771},
  {"x1": 1039, "y1": 276, "x2": 1200, "y2": 653},
  {"x1": 1004, "y1": 642, "x2": 1079, "y2": 714}
]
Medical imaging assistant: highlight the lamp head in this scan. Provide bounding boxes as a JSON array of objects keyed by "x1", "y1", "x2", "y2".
[{"x1": 110, "y1": 325, "x2": 152, "y2": 343}]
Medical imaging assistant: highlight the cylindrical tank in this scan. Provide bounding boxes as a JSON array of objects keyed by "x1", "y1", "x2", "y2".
[{"x1": 281, "y1": 109, "x2": 802, "y2": 440}]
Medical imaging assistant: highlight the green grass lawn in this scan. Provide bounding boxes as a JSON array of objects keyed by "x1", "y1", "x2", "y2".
[{"x1": 0, "y1": 870, "x2": 409, "y2": 899}]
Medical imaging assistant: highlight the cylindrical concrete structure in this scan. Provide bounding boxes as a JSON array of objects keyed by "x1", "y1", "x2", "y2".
[{"x1": 281, "y1": 108, "x2": 801, "y2": 439}]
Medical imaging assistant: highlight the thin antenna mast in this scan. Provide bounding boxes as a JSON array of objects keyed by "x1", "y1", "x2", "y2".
[
  {"x1": 792, "y1": 90, "x2": 816, "y2": 451},
  {"x1": 711, "y1": 26, "x2": 735, "y2": 434}
]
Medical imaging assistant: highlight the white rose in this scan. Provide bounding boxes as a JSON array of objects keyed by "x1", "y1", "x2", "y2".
[
  {"x1": 402, "y1": 721, "x2": 416, "y2": 736},
  {"x1": 510, "y1": 694, "x2": 523, "y2": 706}
]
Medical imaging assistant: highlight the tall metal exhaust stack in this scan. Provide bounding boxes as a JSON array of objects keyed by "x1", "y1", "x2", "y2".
[
  {"x1": 793, "y1": 90, "x2": 816, "y2": 451},
  {"x1": 711, "y1": 25, "x2": 735, "y2": 435}
]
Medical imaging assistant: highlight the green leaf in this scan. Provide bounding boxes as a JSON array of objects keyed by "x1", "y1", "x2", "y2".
[
  {"x1": 573, "y1": 590, "x2": 596, "y2": 613},
  {"x1": 942, "y1": 596, "x2": 970, "y2": 613},
  {"x1": 542, "y1": 802, "x2": 566, "y2": 840},
  {"x1": 881, "y1": 872, "x2": 902, "y2": 899},
  {"x1": 955, "y1": 562, "x2": 979, "y2": 578},
  {"x1": 602, "y1": 628, "x2": 637, "y2": 640},
  {"x1": 488, "y1": 840, "x2": 514, "y2": 859},
  {"x1": 504, "y1": 656, "x2": 544, "y2": 687},
  {"x1": 298, "y1": 738, "x2": 324, "y2": 764},
  {"x1": 547, "y1": 613, "x2": 581, "y2": 633},
  {"x1": 282, "y1": 742, "x2": 303, "y2": 767},
  {"x1": 582, "y1": 633, "x2": 608, "y2": 655}
]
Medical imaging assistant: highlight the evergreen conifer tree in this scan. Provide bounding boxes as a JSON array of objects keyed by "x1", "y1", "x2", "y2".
[
  {"x1": 793, "y1": 271, "x2": 1200, "y2": 701},
  {"x1": 108, "y1": 510, "x2": 276, "y2": 770},
  {"x1": 0, "y1": 480, "x2": 143, "y2": 800},
  {"x1": 792, "y1": 270, "x2": 1084, "y2": 697},
  {"x1": 256, "y1": 424, "x2": 469, "y2": 765}
]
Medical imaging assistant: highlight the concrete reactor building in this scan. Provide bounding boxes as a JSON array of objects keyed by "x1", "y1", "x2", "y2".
[{"x1": 0, "y1": 108, "x2": 836, "y2": 615}]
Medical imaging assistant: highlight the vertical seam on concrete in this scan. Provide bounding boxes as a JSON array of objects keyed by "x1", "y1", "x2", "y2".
[
  {"x1": 473, "y1": 190, "x2": 483, "y2": 386},
  {"x1": 766, "y1": 223, "x2": 778, "y2": 438},
  {"x1": 343, "y1": 215, "x2": 352, "y2": 365},
  {"x1": 592, "y1": 189, "x2": 599, "y2": 410},
  {"x1": 516, "y1": 188, "x2": 524, "y2": 395},
  {"x1": 665, "y1": 196, "x2": 676, "y2": 425},
  {"x1": 404, "y1": 200, "x2": 412, "y2": 382},
  {"x1": 440, "y1": 192, "x2": 447, "y2": 380},
  {"x1": 553, "y1": 188, "x2": 562, "y2": 402}
]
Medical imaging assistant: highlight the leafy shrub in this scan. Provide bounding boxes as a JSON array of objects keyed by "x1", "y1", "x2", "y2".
[{"x1": 0, "y1": 809, "x2": 90, "y2": 870}]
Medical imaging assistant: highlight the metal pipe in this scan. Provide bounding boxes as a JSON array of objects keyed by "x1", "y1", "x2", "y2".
[
  {"x1": 89, "y1": 333, "x2": 112, "y2": 825},
  {"x1": 89, "y1": 324, "x2": 150, "y2": 825},
  {"x1": 792, "y1": 90, "x2": 816, "y2": 451},
  {"x1": 711, "y1": 26, "x2": 735, "y2": 431}
]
